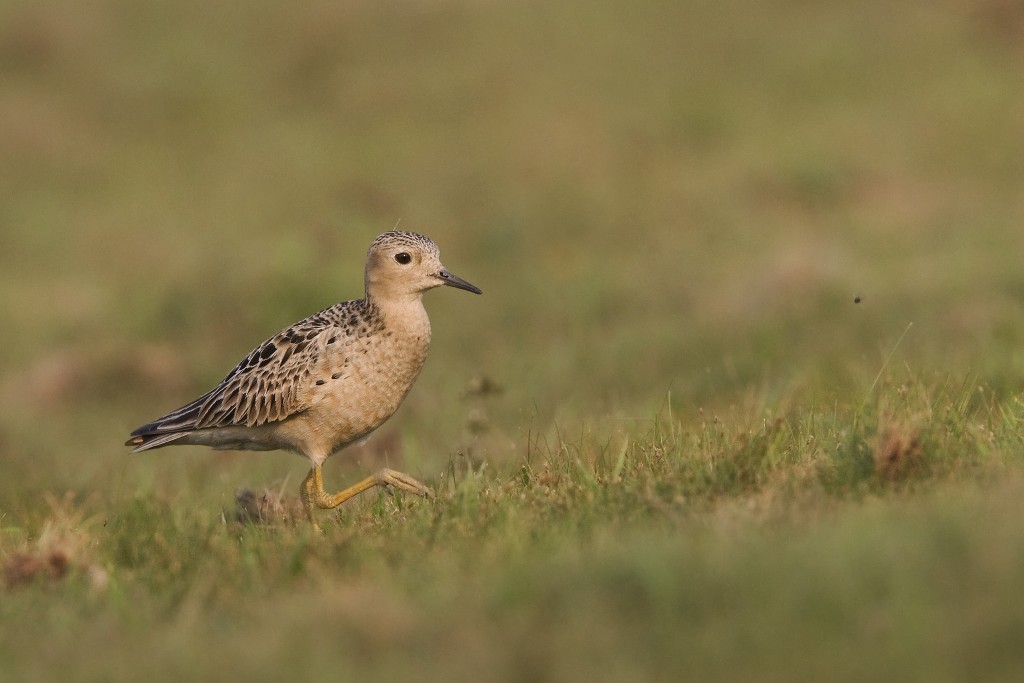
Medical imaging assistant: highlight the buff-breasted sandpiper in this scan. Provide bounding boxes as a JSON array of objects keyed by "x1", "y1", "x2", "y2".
[{"x1": 125, "y1": 230, "x2": 481, "y2": 528}]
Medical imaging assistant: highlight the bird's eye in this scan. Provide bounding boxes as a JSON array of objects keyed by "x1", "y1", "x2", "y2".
[{"x1": 394, "y1": 252, "x2": 412, "y2": 265}]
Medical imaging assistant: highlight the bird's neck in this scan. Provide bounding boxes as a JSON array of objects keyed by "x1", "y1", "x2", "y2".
[{"x1": 365, "y1": 292, "x2": 431, "y2": 337}]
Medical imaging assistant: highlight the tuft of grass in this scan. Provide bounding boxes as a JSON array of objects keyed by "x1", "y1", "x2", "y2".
[{"x1": 1, "y1": 493, "x2": 107, "y2": 592}]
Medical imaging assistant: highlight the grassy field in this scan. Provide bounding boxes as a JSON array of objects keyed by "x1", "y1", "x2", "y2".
[{"x1": 2, "y1": 0, "x2": 1024, "y2": 680}]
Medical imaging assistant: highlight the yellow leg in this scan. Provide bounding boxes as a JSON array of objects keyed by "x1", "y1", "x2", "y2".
[
  {"x1": 299, "y1": 465, "x2": 432, "y2": 529},
  {"x1": 300, "y1": 468, "x2": 321, "y2": 532}
]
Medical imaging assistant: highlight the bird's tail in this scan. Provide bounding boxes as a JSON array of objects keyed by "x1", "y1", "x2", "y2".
[{"x1": 125, "y1": 431, "x2": 189, "y2": 452}]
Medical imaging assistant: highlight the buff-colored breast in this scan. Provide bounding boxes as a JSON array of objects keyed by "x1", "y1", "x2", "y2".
[{"x1": 266, "y1": 300, "x2": 431, "y2": 464}]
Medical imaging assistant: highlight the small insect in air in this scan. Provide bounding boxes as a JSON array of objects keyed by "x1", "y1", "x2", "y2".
[{"x1": 854, "y1": 295, "x2": 862, "y2": 304}]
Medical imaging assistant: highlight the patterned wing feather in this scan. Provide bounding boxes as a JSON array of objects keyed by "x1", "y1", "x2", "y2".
[{"x1": 127, "y1": 304, "x2": 357, "y2": 449}]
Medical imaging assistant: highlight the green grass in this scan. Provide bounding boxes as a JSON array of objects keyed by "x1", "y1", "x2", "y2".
[{"x1": 3, "y1": 0, "x2": 1024, "y2": 680}]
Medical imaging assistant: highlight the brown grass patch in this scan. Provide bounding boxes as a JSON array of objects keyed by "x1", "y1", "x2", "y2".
[
  {"x1": 1, "y1": 493, "x2": 107, "y2": 591},
  {"x1": 874, "y1": 425, "x2": 925, "y2": 481},
  {"x1": 234, "y1": 488, "x2": 305, "y2": 527}
]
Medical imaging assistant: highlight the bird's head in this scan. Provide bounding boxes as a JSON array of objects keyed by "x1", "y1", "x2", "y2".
[{"x1": 364, "y1": 230, "x2": 482, "y2": 303}]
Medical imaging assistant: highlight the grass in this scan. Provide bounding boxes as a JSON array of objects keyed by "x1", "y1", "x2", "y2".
[
  {"x1": 3, "y1": 385, "x2": 1024, "y2": 682},
  {"x1": 2, "y1": 0, "x2": 1024, "y2": 680}
]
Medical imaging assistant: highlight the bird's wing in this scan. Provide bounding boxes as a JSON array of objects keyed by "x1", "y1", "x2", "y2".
[{"x1": 127, "y1": 304, "x2": 356, "y2": 446}]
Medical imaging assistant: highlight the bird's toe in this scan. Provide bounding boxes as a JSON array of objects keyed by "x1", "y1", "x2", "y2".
[{"x1": 376, "y1": 467, "x2": 433, "y2": 498}]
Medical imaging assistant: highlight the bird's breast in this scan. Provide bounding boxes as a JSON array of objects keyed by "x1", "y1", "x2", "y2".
[{"x1": 304, "y1": 317, "x2": 432, "y2": 455}]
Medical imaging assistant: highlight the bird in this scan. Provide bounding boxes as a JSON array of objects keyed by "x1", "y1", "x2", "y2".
[{"x1": 125, "y1": 230, "x2": 482, "y2": 529}]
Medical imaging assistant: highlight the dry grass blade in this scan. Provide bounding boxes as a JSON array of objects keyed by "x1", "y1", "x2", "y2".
[{"x1": 2, "y1": 493, "x2": 108, "y2": 591}]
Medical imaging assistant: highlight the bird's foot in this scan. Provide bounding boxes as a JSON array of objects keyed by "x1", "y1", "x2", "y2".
[
  {"x1": 373, "y1": 467, "x2": 433, "y2": 499},
  {"x1": 300, "y1": 465, "x2": 432, "y2": 527}
]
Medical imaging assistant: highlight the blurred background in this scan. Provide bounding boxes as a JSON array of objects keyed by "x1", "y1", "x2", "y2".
[{"x1": 1, "y1": 0, "x2": 1023, "y2": 510}]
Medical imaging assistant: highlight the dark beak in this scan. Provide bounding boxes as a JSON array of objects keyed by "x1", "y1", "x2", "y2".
[{"x1": 437, "y1": 269, "x2": 482, "y2": 294}]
